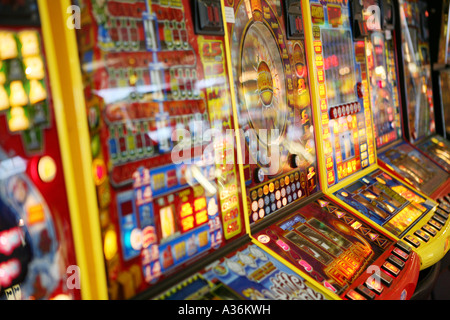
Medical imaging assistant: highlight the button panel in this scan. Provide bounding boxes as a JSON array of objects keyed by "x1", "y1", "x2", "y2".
[
  {"x1": 357, "y1": 284, "x2": 376, "y2": 299},
  {"x1": 382, "y1": 261, "x2": 400, "y2": 276},
  {"x1": 350, "y1": 242, "x2": 409, "y2": 299},
  {"x1": 365, "y1": 277, "x2": 384, "y2": 295},
  {"x1": 392, "y1": 247, "x2": 409, "y2": 261},
  {"x1": 329, "y1": 102, "x2": 362, "y2": 120},
  {"x1": 346, "y1": 289, "x2": 367, "y2": 300},
  {"x1": 404, "y1": 235, "x2": 420, "y2": 248},
  {"x1": 395, "y1": 240, "x2": 412, "y2": 254},
  {"x1": 414, "y1": 229, "x2": 430, "y2": 242},
  {"x1": 436, "y1": 208, "x2": 449, "y2": 220},
  {"x1": 388, "y1": 255, "x2": 405, "y2": 269},
  {"x1": 428, "y1": 219, "x2": 442, "y2": 231},
  {"x1": 378, "y1": 271, "x2": 393, "y2": 287},
  {"x1": 422, "y1": 224, "x2": 437, "y2": 236},
  {"x1": 432, "y1": 214, "x2": 446, "y2": 226},
  {"x1": 249, "y1": 170, "x2": 303, "y2": 223}
]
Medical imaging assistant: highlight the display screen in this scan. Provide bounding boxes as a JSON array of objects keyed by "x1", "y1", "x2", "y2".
[
  {"x1": 157, "y1": 243, "x2": 328, "y2": 300},
  {"x1": 334, "y1": 169, "x2": 433, "y2": 237},
  {"x1": 322, "y1": 29, "x2": 357, "y2": 107},
  {"x1": 254, "y1": 198, "x2": 393, "y2": 296},
  {"x1": 227, "y1": 0, "x2": 318, "y2": 224},
  {"x1": 399, "y1": 0, "x2": 435, "y2": 142},
  {"x1": 308, "y1": 0, "x2": 376, "y2": 187},
  {"x1": 378, "y1": 141, "x2": 449, "y2": 194},
  {"x1": 416, "y1": 135, "x2": 450, "y2": 172},
  {"x1": 366, "y1": 32, "x2": 402, "y2": 148},
  {"x1": 75, "y1": 0, "x2": 246, "y2": 298}
]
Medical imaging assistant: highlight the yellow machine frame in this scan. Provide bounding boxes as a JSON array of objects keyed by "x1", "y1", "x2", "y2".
[{"x1": 38, "y1": 0, "x2": 108, "y2": 299}]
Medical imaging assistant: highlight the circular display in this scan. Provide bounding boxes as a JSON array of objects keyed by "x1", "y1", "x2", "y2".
[{"x1": 240, "y1": 22, "x2": 287, "y2": 146}]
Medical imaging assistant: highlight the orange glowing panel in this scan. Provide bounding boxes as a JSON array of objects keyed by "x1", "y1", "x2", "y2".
[
  {"x1": 311, "y1": 4, "x2": 325, "y2": 24},
  {"x1": 194, "y1": 197, "x2": 207, "y2": 212},
  {"x1": 346, "y1": 289, "x2": 367, "y2": 300},
  {"x1": 195, "y1": 210, "x2": 208, "y2": 225},
  {"x1": 27, "y1": 203, "x2": 45, "y2": 225},
  {"x1": 180, "y1": 202, "x2": 194, "y2": 218},
  {"x1": 161, "y1": 206, "x2": 176, "y2": 238},
  {"x1": 181, "y1": 215, "x2": 195, "y2": 232},
  {"x1": 382, "y1": 261, "x2": 400, "y2": 276}
]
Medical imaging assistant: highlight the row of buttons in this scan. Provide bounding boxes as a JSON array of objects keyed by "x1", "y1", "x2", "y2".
[
  {"x1": 250, "y1": 171, "x2": 302, "y2": 223},
  {"x1": 346, "y1": 241, "x2": 412, "y2": 300},
  {"x1": 402, "y1": 201, "x2": 449, "y2": 248},
  {"x1": 328, "y1": 102, "x2": 362, "y2": 120}
]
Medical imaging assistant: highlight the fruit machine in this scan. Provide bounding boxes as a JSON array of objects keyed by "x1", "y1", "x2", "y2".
[
  {"x1": 427, "y1": 0, "x2": 450, "y2": 141},
  {"x1": 0, "y1": 0, "x2": 85, "y2": 300},
  {"x1": 297, "y1": 0, "x2": 449, "y2": 272},
  {"x1": 395, "y1": 0, "x2": 450, "y2": 176},
  {"x1": 356, "y1": 1, "x2": 450, "y2": 221},
  {"x1": 153, "y1": 0, "x2": 421, "y2": 301},
  {"x1": 393, "y1": 0, "x2": 450, "y2": 232},
  {"x1": 70, "y1": 0, "x2": 264, "y2": 300},
  {"x1": 36, "y1": 0, "x2": 335, "y2": 302}
]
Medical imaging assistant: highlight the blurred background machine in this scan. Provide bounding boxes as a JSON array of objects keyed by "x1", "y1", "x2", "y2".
[{"x1": 0, "y1": 0, "x2": 104, "y2": 300}]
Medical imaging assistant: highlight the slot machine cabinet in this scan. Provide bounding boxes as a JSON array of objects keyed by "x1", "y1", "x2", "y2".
[
  {"x1": 392, "y1": 0, "x2": 450, "y2": 231},
  {"x1": 0, "y1": 0, "x2": 100, "y2": 300},
  {"x1": 427, "y1": 0, "x2": 450, "y2": 140},
  {"x1": 352, "y1": 0, "x2": 446, "y2": 297},
  {"x1": 154, "y1": 0, "x2": 421, "y2": 301},
  {"x1": 354, "y1": 1, "x2": 450, "y2": 228},
  {"x1": 233, "y1": 0, "x2": 420, "y2": 300},
  {"x1": 395, "y1": 0, "x2": 450, "y2": 174},
  {"x1": 300, "y1": 0, "x2": 449, "y2": 271},
  {"x1": 69, "y1": 0, "x2": 258, "y2": 299}
]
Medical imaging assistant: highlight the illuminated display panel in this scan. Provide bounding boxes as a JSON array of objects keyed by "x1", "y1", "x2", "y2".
[
  {"x1": 75, "y1": 0, "x2": 246, "y2": 298},
  {"x1": 415, "y1": 135, "x2": 450, "y2": 172},
  {"x1": 398, "y1": 0, "x2": 450, "y2": 173},
  {"x1": 399, "y1": 0, "x2": 434, "y2": 142},
  {"x1": 228, "y1": 0, "x2": 318, "y2": 224},
  {"x1": 308, "y1": 0, "x2": 375, "y2": 187},
  {"x1": 334, "y1": 169, "x2": 433, "y2": 237},
  {"x1": 366, "y1": 32, "x2": 402, "y2": 149},
  {"x1": 156, "y1": 243, "x2": 328, "y2": 300},
  {"x1": 254, "y1": 198, "x2": 393, "y2": 296},
  {"x1": 365, "y1": 30, "x2": 450, "y2": 195},
  {"x1": 437, "y1": 0, "x2": 450, "y2": 65}
]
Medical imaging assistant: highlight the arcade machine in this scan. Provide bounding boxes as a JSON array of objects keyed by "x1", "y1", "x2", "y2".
[
  {"x1": 65, "y1": 0, "x2": 344, "y2": 300},
  {"x1": 357, "y1": 0, "x2": 448, "y2": 297},
  {"x1": 358, "y1": 1, "x2": 450, "y2": 221},
  {"x1": 70, "y1": 0, "x2": 248, "y2": 300},
  {"x1": 428, "y1": 0, "x2": 450, "y2": 140},
  {"x1": 298, "y1": 0, "x2": 449, "y2": 272},
  {"x1": 394, "y1": 0, "x2": 450, "y2": 228},
  {"x1": 0, "y1": 0, "x2": 101, "y2": 299},
  {"x1": 154, "y1": 0, "x2": 421, "y2": 300},
  {"x1": 395, "y1": 0, "x2": 450, "y2": 178}
]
